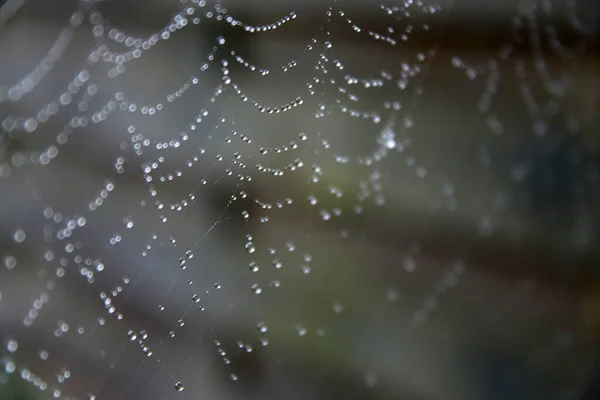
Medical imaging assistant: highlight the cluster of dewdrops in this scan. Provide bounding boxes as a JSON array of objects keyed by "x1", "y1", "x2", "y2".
[
  {"x1": 3, "y1": 0, "x2": 586, "y2": 396},
  {"x1": 0, "y1": 0, "x2": 300, "y2": 179},
  {"x1": 1, "y1": 0, "x2": 430, "y2": 391},
  {"x1": 2, "y1": 337, "x2": 78, "y2": 396},
  {"x1": 0, "y1": 0, "x2": 437, "y2": 190}
]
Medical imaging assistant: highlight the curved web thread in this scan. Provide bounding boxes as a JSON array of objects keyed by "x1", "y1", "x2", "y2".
[{"x1": 0, "y1": 0, "x2": 598, "y2": 399}]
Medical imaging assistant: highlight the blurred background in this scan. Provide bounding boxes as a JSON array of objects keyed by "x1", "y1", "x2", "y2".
[{"x1": 0, "y1": 0, "x2": 599, "y2": 399}]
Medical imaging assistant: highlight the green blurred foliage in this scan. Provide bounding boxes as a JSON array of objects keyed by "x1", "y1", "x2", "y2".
[{"x1": 0, "y1": 372, "x2": 36, "y2": 400}]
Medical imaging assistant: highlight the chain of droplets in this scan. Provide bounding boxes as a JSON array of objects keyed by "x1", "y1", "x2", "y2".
[
  {"x1": 451, "y1": 0, "x2": 586, "y2": 142},
  {"x1": 378, "y1": 0, "x2": 437, "y2": 20},
  {"x1": 146, "y1": 120, "x2": 307, "y2": 218},
  {"x1": 87, "y1": 3, "x2": 205, "y2": 71},
  {"x1": 1, "y1": 359, "x2": 51, "y2": 396},
  {"x1": 142, "y1": 125, "x2": 309, "y2": 217},
  {"x1": 514, "y1": 0, "x2": 583, "y2": 136},
  {"x1": 308, "y1": 6, "x2": 432, "y2": 123},
  {"x1": 2, "y1": 70, "x2": 93, "y2": 135},
  {"x1": 0, "y1": 11, "x2": 83, "y2": 102},
  {"x1": 132, "y1": 61, "x2": 309, "y2": 177},
  {"x1": 46, "y1": 102, "x2": 238, "y2": 376},
  {"x1": 4, "y1": 182, "x2": 121, "y2": 394},
  {"x1": 88, "y1": 2, "x2": 295, "y2": 71},
  {"x1": 245, "y1": 242, "x2": 314, "y2": 297},
  {"x1": 565, "y1": 0, "x2": 597, "y2": 34},
  {"x1": 1, "y1": 80, "x2": 125, "y2": 172},
  {"x1": 2, "y1": 2, "x2": 388, "y2": 180},
  {"x1": 11, "y1": 148, "x2": 131, "y2": 351},
  {"x1": 3, "y1": 291, "x2": 90, "y2": 399},
  {"x1": 107, "y1": 6, "x2": 430, "y2": 124},
  {"x1": 98, "y1": 9, "x2": 304, "y2": 115},
  {"x1": 3, "y1": 0, "x2": 446, "y2": 396},
  {"x1": 240, "y1": 170, "x2": 331, "y2": 350},
  {"x1": 34, "y1": 182, "x2": 116, "y2": 313},
  {"x1": 126, "y1": 202, "x2": 238, "y2": 383},
  {"x1": 179, "y1": 2, "x2": 447, "y2": 118},
  {"x1": 306, "y1": 1, "x2": 449, "y2": 228},
  {"x1": 446, "y1": 0, "x2": 592, "y2": 238},
  {"x1": 4, "y1": 5, "x2": 247, "y2": 398},
  {"x1": 236, "y1": 0, "x2": 334, "y2": 300},
  {"x1": 12, "y1": 109, "x2": 158, "y2": 400},
  {"x1": 0, "y1": 85, "x2": 128, "y2": 181},
  {"x1": 53, "y1": 91, "x2": 228, "y2": 291},
  {"x1": 316, "y1": 53, "x2": 428, "y2": 124},
  {"x1": 239, "y1": 4, "x2": 337, "y2": 299},
  {"x1": 0, "y1": 0, "x2": 426, "y2": 175},
  {"x1": 118, "y1": 49, "x2": 223, "y2": 118},
  {"x1": 2, "y1": 35, "x2": 235, "y2": 172},
  {"x1": 0, "y1": 0, "x2": 190, "y2": 130},
  {"x1": 519, "y1": 9, "x2": 570, "y2": 92},
  {"x1": 0, "y1": 58, "x2": 272, "y2": 178},
  {"x1": 342, "y1": 11, "x2": 398, "y2": 46},
  {"x1": 0, "y1": 1, "x2": 302, "y2": 173},
  {"x1": 6, "y1": 0, "x2": 415, "y2": 303},
  {"x1": 135, "y1": 100, "x2": 311, "y2": 215},
  {"x1": 0, "y1": 12, "x2": 151, "y2": 171},
  {"x1": 165, "y1": 101, "x2": 330, "y2": 392},
  {"x1": 100, "y1": 34, "x2": 305, "y2": 122},
  {"x1": 0, "y1": 0, "x2": 25, "y2": 28},
  {"x1": 230, "y1": 49, "x2": 297, "y2": 76},
  {"x1": 26, "y1": 162, "x2": 160, "y2": 399},
  {"x1": 94, "y1": 8, "x2": 320, "y2": 120},
  {"x1": 341, "y1": 0, "x2": 439, "y2": 43},
  {"x1": 409, "y1": 259, "x2": 467, "y2": 327},
  {"x1": 113, "y1": 4, "x2": 409, "y2": 397},
  {"x1": 150, "y1": 131, "x2": 307, "y2": 192},
  {"x1": 226, "y1": 10, "x2": 298, "y2": 32},
  {"x1": 228, "y1": 77, "x2": 305, "y2": 114},
  {"x1": 172, "y1": 241, "x2": 315, "y2": 393}
]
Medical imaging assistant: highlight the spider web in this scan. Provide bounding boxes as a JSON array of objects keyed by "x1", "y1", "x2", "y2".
[{"x1": 0, "y1": 0, "x2": 598, "y2": 399}]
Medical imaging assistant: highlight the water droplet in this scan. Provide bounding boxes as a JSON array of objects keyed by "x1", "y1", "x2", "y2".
[
  {"x1": 251, "y1": 284, "x2": 262, "y2": 294},
  {"x1": 175, "y1": 382, "x2": 184, "y2": 391},
  {"x1": 403, "y1": 257, "x2": 417, "y2": 272},
  {"x1": 364, "y1": 372, "x2": 378, "y2": 387},
  {"x1": 6, "y1": 339, "x2": 18, "y2": 353},
  {"x1": 296, "y1": 326, "x2": 307, "y2": 336},
  {"x1": 24, "y1": 118, "x2": 38, "y2": 132},
  {"x1": 3, "y1": 255, "x2": 17, "y2": 270},
  {"x1": 333, "y1": 301, "x2": 344, "y2": 313},
  {"x1": 386, "y1": 289, "x2": 400, "y2": 302},
  {"x1": 13, "y1": 229, "x2": 26, "y2": 243}
]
